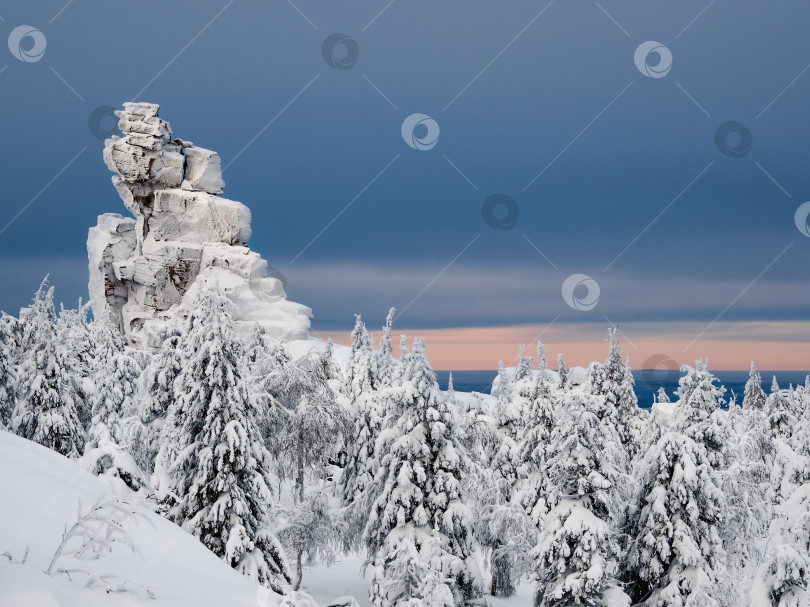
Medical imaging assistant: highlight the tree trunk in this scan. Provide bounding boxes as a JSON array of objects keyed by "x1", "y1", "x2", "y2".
[
  {"x1": 294, "y1": 549, "x2": 303, "y2": 591},
  {"x1": 295, "y1": 432, "x2": 304, "y2": 504},
  {"x1": 490, "y1": 573, "x2": 497, "y2": 596}
]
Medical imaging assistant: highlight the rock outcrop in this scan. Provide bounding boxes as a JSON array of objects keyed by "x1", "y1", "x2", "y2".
[{"x1": 88, "y1": 102, "x2": 311, "y2": 348}]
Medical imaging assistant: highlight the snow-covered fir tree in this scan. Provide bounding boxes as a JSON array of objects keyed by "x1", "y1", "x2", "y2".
[
  {"x1": 368, "y1": 527, "x2": 456, "y2": 607},
  {"x1": 743, "y1": 361, "x2": 768, "y2": 411},
  {"x1": 656, "y1": 386, "x2": 670, "y2": 404},
  {"x1": 376, "y1": 307, "x2": 397, "y2": 388},
  {"x1": 626, "y1": 431, "x2": 726, "y2": 606},
  {"x1": 127, "y1": 326, "x2": 183, "y2": 474},
  {"x1": 767, "y1": 377, "x2": 796, "y2": 441},
  {"x1": 532, "y1": 390, "x2": 627, "y2": 607},
  {"x1": 87, "y1": 311, "x2": 140, "y2": 446},
  {"x1": 557, "y1": 354, "x2": 568, "y2": 390},
  {"x1": 493, "y1": 359, "x2": 510, "y2": 399},
  {"x1": 344, "y1": 314, "x2": 379, "y2": 399},
  {"x1": 340, "y1": 384, "x2": 386, "y2": 547},
  {"x1": 161, "y1": 285, "x2": 291, "y2": 592},
  {"x1": 11, "y1": 280, "x2": 85, "y2": 458},
  {"x1": 752, "y1": 483, "x2": 810, "y2": 607},
  {"x1": 516, "y1": 367, "x2": 557, "y2": 531},
  {"x1": 80, "y1": 311, "x2": 145, "y2": 492},
  {"x1": 340, "y1": 317, "x2": 389, "y2": 548},
  {"x1": 55, "y1": 302, "x2": 94, "y2": 428},
  {"x1": 245, "y1": 324, "x2": 288, "y2": 450},
  {"x1": 673, "y1": 359, "x2": 730, "y2": 470},
  {"x1": 364, "y1": 339, "x2": 481, "y2": 605},
  {"x1": 0, "y1": 313, "x2": 18, "y2": 428}
]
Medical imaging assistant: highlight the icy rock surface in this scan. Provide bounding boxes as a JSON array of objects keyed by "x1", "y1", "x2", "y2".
[{"x1": 89, "y1": 102, "x2": 311, "y2": 348}]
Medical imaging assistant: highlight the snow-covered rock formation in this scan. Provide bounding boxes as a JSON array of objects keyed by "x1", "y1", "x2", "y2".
[{"x1": 88, "y1": 102, "x2": 311, "y2": 348}]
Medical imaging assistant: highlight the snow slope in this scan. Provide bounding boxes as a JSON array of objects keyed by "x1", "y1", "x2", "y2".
[{"x1": 0, "y1": 430, "x2": 264, "y2": 607}]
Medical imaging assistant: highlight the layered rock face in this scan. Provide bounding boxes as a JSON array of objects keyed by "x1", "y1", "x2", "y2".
[{"x1": 88, "y1": 102, "x2": 311, "y2": 348}]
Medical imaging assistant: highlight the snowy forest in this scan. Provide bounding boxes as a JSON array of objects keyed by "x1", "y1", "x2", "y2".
[{"x1": 1, "y1": 278, "x2": 809, "y2": 607}]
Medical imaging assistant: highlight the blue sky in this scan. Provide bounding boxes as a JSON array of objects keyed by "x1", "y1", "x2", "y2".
[{"x1": 0, "y1": 0, "x2": 808, "y2": 361}]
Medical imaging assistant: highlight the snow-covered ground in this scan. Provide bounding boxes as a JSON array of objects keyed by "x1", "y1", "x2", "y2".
[{"x1": 0, "y1": 431, "x2": 535, "y2": 606}]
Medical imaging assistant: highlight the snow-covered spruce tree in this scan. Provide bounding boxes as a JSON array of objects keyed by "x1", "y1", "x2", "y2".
[
  {"x1": 0, "y1": 313, "x2": 18, "y2": 428},
  {"x1": 340, "y1": 385, "x2": 386, "y2": 549},
  {"x1": 514, "y1": 345, "x2": 533, "y2": 386},
  {"x1": 536, "y1": 341, "x2": 547, "y2": 373},
  {"x1": 55, "y1": 302, "x2": 94, "y2": 429},
  {"x1": 489, "y1": 350, "x2": 529, "y2": 487},
  {"x1": 516, "y1": 369, "x2": 557, "y2": 531},
  {"x1": 152, "y1": 296, "x2": 218, "y2": 497},
  {"x1": 369, "y1": 527, "x2": 456, "y2": 607},
  {"x1": 341, "y1": 315, "x2": 389, "y2": 548},
  {"x1": 743, "y1": 361, "x2": 767, "y2": 411},
  {"x1": 480, "y1": 351, "x2": 539, "y2": 597},
  {"x1": 751, "y1": 483, "x2": 810, "y2": 607},
  {"x1": 364, "y1": 339, "x2": 481, "y2": 605},
  {"x1": 80, "y1": 311, "x2": 145, "y2": 492},
  {"x1": 276, "y1": 347, "x2": 350, "y2": 590},
  {"x1": 587, "y1": 329, "x2": 621, "y2": 420},
  {"x1": 589, "y1": 330, "x2": 644, "y2": 457},
  {"x1": 656, "y1": 386, "x2": 670, "y2": 404},
  {"x1": 619, "y1": 359, "x2": 648, "y2": 461},
  {"x1": 162, "y1": 286, "x2": 291, "y2": 592},
  {"x1": 719, "y1": 413, "x2": 772, "y2": 596},
  {"x1": 626, "y1": 431, "x2": 726, "y2": 606},
  {"x1": 344, "y1": 314, "x2": 379, "y2": 399},
  {"x1": 767, "y1": 377, "x2": 796, "y2": 441},
  {"x1": 376, "y1": 307, "x2": 397, "y2": 388},
  {"x1": 493, "y1": 359, "x2": 511, "y2": 399},
  {"x1": 11, "y1": 280, "x2": 85, "y2": 458},
  {"x1": 673, "y1": 359, "x2": 730, "y2": 470},
  {"x1": 245, "y1": 324, "x2": 288, "y2": 450},
  {"x1": 126, "y1": 325, "x2": 183, "y2": 474},
  {"x1": 557, "y1": 354, "x2": 569, "y2": 390},
  {"x1": 87, "y1": 311, "x2": 140, "y2": 446},
  {"x1": 532, "y1": 390, "x2": 627, "y2": 607}
]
